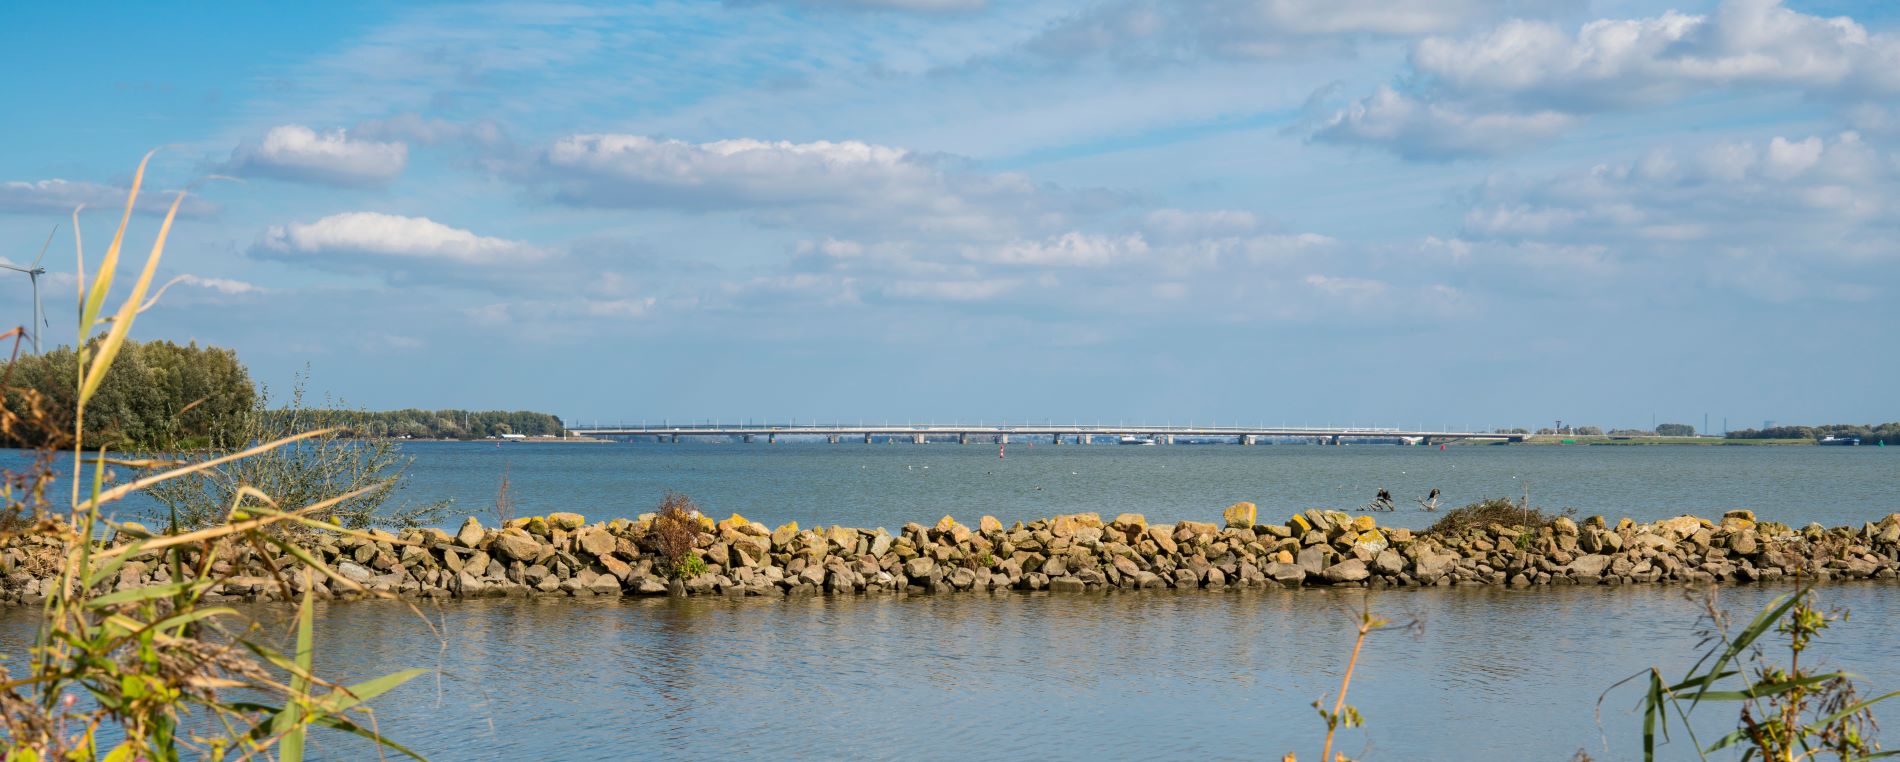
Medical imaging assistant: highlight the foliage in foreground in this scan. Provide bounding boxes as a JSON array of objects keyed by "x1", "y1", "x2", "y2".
[
  {"x1": 1615, "y1": 584, "x2": 1896, "y2": 761},
  {"x1": 0, "y1": 153, "x2": 426, "y2": 761}
]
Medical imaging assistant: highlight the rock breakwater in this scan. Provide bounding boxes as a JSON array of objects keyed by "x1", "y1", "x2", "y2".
[{"x1": 5, "y1": 506, "x2": 1899, "y2": 604}]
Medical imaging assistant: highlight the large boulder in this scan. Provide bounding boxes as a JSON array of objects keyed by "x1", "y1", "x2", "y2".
[
  {"x1": 1223, "y1": 502, "x2": 1257, "y2": 530},
  {"x1": 1321, "y1": 559, "x2": 1369, "y2": 584},
  {"x1": 455, "y1": 517, "x2": 485, "y2": 548},
  {"x1": 547, "y1": 512, "x2": 587, "y2": 531},
  {"x1": 1568, "y1": 554, "x2": 1612, "y2": 578},
  {"x1": 978, "y1": 515, "x2": 1004, "y2": 533},
  {"x1": 491, "y1": 530, "x2": 544, "y2": 563},
  {"x1": 574, "y1": 526, "x2": 616, "y2": 558}
]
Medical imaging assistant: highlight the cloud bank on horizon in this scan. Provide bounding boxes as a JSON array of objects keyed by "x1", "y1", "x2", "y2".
[{"x1": 0, "y1": 0, "x2": 1893, "y2": 428}]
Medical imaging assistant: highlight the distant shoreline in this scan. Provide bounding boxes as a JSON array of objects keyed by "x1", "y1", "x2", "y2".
[{"x1": 1513, "y1": 435, "x2": 1819, "y2": 446}]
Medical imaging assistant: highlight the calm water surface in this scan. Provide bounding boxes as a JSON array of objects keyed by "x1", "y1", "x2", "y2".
[
  {"x1": 7, "y1": 583, "x2": 1896, "y2": 760},
  {"x1": 392, "y1": 441, "x2": 1896, "y2": 530}
]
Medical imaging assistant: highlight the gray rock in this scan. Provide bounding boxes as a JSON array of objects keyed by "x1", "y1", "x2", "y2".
[
  {"x1": 337, "y1": 561, "x2": 373, "y2": 585},
  {"x1": 455, "y1": 517, "x2": 484, "y2": 548},
  {"x1": 1049, "y1": 576, "x2": 1086, "y2": 592},
  {"x1": 1568, "y1": 554, "x2": 1612, "y2": 578},
  {"x1": 1321, "y1": 559, "x2": 1369, "y2": 583}
]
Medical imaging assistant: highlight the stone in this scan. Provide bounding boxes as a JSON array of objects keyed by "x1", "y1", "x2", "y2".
[
  {"x1": 978, "y1": 515, "x2": 1004, "y2": 533},
  {"x1": 1264, "y1": 562, "x2": 1306, "y2": 587},
  {"x1": 455, "y1": 517, "x2": 485, "y2": 548},
  {"x1": 1051, "y1": 513, "x2": 1103, "y2": 538},
  {"x1": 1295, "y1": 546, "x2": 1330, "y2": 575},
  {"x1": 1350, "y1": 515, "x2": 1377, "y2": 532},
  {"x1": 1321, "y1": 559, "x2": 1370, "y2": 583},
  {"x1": 716, "y1": 513, "x2": 751, "y2": 534},
  {"x1": 771, "y1": 522, "x2": 799, "y2": 549},
  {"x1": 491, "y1": 530, "x2": 544, "y2": 563},
  {"x1": 1373, "y1": 549, "x2": 1405, "y2": 576},
  {"x1": 1146, "y1": 526, "x2": 1179, "y2": 555},
  {"x1": 1112, "y1": 513, "x2": 1148, "y2": 532},
  {"x1": 1568, "y1": 554, "x2": 1612, "y2": 578},
  {"x1": 904, "y1": 557, "x2": 937, "y2": 579},
  {"x1": 547, "y1": 512, "x2": 586, "y2": 531},
  {"x1": 867, "y1": 530, "x2": 894, "y2": 557},
  {"x1": 575, "y1": 527, "x2": 616, "y2": 558},
  {"x1": 1352, "y1": 530, "x2": 1388, "y2": 554},
  {"x1": 1049, "y1": 576, "x2": 1087, "y2": 593},
  {"x1": 337, "y1": 561, "x2": 373, "y2": 584},
  {"x1": 522, "y1": 516, "x2": 551, "y2": 537},
  {"x1": 1222, "y1": 502, "x2": 1257, "y2": 529},
  {"x1": 1552, "y1": 516, "x2": 1579, "y2": 536}
]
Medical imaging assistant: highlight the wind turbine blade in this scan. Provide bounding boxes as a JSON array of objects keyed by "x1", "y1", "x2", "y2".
[{"x1": 33, "y1": 224, "x2": 58, "y2": 268}]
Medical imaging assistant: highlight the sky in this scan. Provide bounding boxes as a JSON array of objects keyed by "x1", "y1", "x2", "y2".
[{"x1": 1, "y1": 0, "x2": 1896, "y2": 431}]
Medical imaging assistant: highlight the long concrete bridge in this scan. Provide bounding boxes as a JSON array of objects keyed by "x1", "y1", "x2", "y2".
[{"x1": 564, "y1": 423, "x2": 1524, "y2": 445}]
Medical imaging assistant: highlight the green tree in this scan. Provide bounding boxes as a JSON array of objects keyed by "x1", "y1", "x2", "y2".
[{"x1": 1656, "y1": 422, "x2": 1696, "y2": 437}]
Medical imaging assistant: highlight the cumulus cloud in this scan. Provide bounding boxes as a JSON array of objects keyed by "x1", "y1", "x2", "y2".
[
  {"x1": 0, "y1": 179, "x2": 218, "y2": 217},
  {"x1": 1462, "y1": 131, "x2": 1900, "y2": 268},
  {"x1": 515, "y1": 134, "x2": 1113, "y2": 238},
  {"x1": 224, "y1": 125, "x2": 408, "y2": 187},
  {"x1": 1317, "y1": 0, "x2": 1900, "y2": 158},
  {"x1": 255, "y1": 212, "x2": 545, "y2": 266},
  {"x1": 1312, "y1": 87, "x2": 1575, "y2": 160}
]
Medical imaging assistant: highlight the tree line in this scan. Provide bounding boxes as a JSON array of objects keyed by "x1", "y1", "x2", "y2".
[
  {"x1": 2, "y1": 339, "x2": 563, "y2": 449},
  {"x1": 1727, "y1": 422, "x2": 1900, "y2": 444},
  {"x1": 264, "y1": 408, "x2": 565, "y2": 439},
  {"x1": 3, "y1": 340, "x2": 254, "y2": 450}
]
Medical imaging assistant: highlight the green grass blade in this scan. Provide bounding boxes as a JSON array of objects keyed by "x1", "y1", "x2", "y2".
[{"x1": 313, "y1": 668, "x2": 427, "y2": 716}]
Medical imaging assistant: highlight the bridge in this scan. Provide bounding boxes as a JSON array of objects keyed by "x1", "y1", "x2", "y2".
[{"x1": 563, "y1": 423, "x2": 1524, "y2": 445}]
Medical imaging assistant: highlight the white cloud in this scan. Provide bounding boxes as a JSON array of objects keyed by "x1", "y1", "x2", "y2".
[
  {"x1": 256, "y1": 212, "x2": 545, "y2": 266},
  {"x1": 176, "y1": 275, "x2": 262, "y2": 295},
  {"x1": 1462, "y1": 131, "x2": 1900, "y2": 264},
  {"x1": 966, "y1": 232, "x2": 1149, "y2": 267},
  {"x1": 0, "y1": 179, "x2": 218, "y2": 217},
  {"x1": 765, "y1": 0, "x2": 985, "y2": 11},
  {"x1": 1413, "y1": 1, "x2": 1900, "y2": 104},
  {"x1": 517, "y1": 134, "x2": 1110, "y2": 238},
  {"x1": 1313, "y1": 87, "x2": 1575, "y2": 160},
  {"x1": 1143, "y1": 208, "x2": 1258, "y2": 239},
  {"x1": 1319, "y1": 0, "x2": 1900, "y2": 158},
  {"x1": 225, "y1": 125, "x2": 408, "y2": 187}
]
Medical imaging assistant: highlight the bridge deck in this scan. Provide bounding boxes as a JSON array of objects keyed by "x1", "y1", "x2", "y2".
[{"x1": 564, "y1": 424, "x2": 1520, "y2": 442}]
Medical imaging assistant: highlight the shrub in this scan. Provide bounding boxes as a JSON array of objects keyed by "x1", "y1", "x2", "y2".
[
  {"x1": 650, "y1": 492, "x2": 704, "y2": 575},
  {"x1": 1425, "y1": 496, "x2": 1575, "y2": 535}
]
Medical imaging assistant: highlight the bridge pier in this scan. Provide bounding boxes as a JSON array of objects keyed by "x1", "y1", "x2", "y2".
[
  {"x1": 669, "y1": 434, "x2": 679, "y2": 444},
  {"x1": 912, "y1": 433, "x2": 926, "y2": 444},
  {"x1": 1163, "y1": 434, "x2": 1174, "y2": 445},
  {"x1": 768, "y1": 433, "x2": 777, "y2": 445},
  {"x1": 994, "y1": 434, "x2": 1009, "y2": 444},
  {"x1": 1421, "y1": 437, "x2": 1432, "y2": 447},
  {"x1": 828, "y1": 435, "x2": 840, "y2": 444},
  {"x1": 1052, "y1": 433, "x2": 1062, "y2": 445},
  {"x1": 1240, "y1": 434, "x2": 1255, "y2": 446},
  {"x1": 1330, "y1": 435, "x2": 1341, "y2": 446},
  {"x1": 743, "y1": 434, "x2": 754, "y2": 444},
  {"x1": 864, "y1": 433, "x2": 873, "y2": 444},
  {"x1": 958, "y1": 432, "x2": 968, "y2": 445},
  {"x1": 1078, "y1": 433, "x2": 1090, "y2": 445}
]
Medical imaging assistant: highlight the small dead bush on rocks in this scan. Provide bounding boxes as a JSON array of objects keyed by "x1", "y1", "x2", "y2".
[
  {"x1": 651, "y1": 491, "x2": 704, "y2": 577},
  {"x1": 1426, "y1": 496, "x2": 1575, "y2": 535}
]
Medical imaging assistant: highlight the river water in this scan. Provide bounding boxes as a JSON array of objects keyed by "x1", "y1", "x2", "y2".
[{"x1": 4, "y1": 442, "x2": 1899, "y2": 759}]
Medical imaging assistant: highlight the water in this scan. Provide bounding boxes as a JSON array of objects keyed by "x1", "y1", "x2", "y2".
[
  {"x1": 389, "y1": 441, "x2": 1898, "y2": 530},
  {"x1": 6, "y1": 443, "x2": 1900, "y2": 759},
  {"x1": 7, "y1": 583, "x2": 1897, "y2": 760}
]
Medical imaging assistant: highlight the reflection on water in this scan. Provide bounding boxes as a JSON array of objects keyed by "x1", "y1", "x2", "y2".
[{"x1": 11, "y1": 583, "x2": 1877, "y2": 760}]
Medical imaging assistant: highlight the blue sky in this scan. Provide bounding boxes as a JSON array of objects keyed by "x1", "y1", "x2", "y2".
[{"x1": 1, "y1": 0, "x2": 1896, "y2": 431}]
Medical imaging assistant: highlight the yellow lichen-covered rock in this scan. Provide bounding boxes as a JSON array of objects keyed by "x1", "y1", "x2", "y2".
[
  {"x1": 697, "y1": 516, "x2": 716, "y2": 532},
  {"x1": 1111, "y1": 513, "x2": 1148, "y2": 531},
  {"x1": 523, "y1": 516, "x2": 551, "y2": 537},
  {"x1": 935, "y1": 515, "x2": 962, "y2": 532},
  {"x1": 1615, "y1": 517, "x2": 1634, "y2": 532},
  {"x1": 1176, "y1": 520, "x2": 1219, "y2": 537},
  {"x1": 978, "y1": 515, "x2": 1004, "y2": 533},
  {"x1": 1321, "y1": 510, "x2": 1353, "y2": 530},
  {"x1": 717, "y1": 513, "x2": 751, "y2": 533},
  {"x1": 547, "y1": 512, "x2": 586, "y2": 531},
  {"x1": 1353, "y1": 529, "x2": 1389, "y2": 554},
  {"x1": 1350, "y1": 515, "x2": 1377, "y2": 532},
  {"x1": 1273, "y1": 549, "x2": 1294, "y2": 565},
  {"x1": 1222, "y1": 502, "x2": 1257, "y2": 529},
  {"x1": 1288, "y1": 513, "x2": 1313, "y2": 534},
  {"x1": 771, "y1": 521, "x2": 799, "y2": 548},
  {"x1": 1724, "y1": 509, "x2": 1757, "y2": 523},
  {"x1": 1051, "y1": 512, "x2": 1104, "y2": 538},
  {"x1": 827, "y1": 525, "x2": 859, "y2": 550}
]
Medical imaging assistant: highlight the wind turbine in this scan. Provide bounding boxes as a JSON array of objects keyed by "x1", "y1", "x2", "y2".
[{"x1": 0, "y1": 226, "x2": 56, "y2": 353}]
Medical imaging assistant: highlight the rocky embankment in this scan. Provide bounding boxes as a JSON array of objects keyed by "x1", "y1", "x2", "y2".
[{"x1": 5, "y1": 504, "x2": 1899, "y2": 604}]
